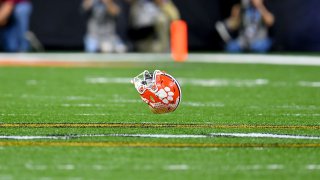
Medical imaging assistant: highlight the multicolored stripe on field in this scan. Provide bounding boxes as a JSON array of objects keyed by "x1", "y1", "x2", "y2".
[
  {"x1": 0, "y1": 123, "x2": 319, "y2": 130},
  {"x1": 0, "y1": 60, "x2": 141, "y2": 67},
  {"x1": 0, "y1": 141, "x2": 320, "y2": 148}
]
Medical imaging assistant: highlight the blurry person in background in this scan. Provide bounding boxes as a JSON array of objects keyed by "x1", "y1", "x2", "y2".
[
  {"x1": 0, "y1": 0, "x2": 32, "y2": 52},
  {"x1": 216, "y1": 0, "x2": 274, "y2": 53},
  {"x1": 153, "y1": 0, "x2": 180, "y2": 52},
  {"x1": 82, "y1": 0, "x2": 127, "y2": 53},
  {"x1": 129, "y1": 0, "x2": 180, "y2": 52},
  {"x1": 114, "y1": 0, "x2": 131, "y2": 51}
]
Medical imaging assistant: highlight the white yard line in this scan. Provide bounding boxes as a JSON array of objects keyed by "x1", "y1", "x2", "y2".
[
  {"x1": 26, "y1": 80, "x2": 38, "y2": 85},
  {"x1": 178, "y1": 78, "x2": 269, "y2": 87},
  {"x1": 86, "y1": 77, "x2": 269, "y2": 87},
  {"x1": 61, "y1": 103, "x2": 105, "y2": 107},
  {"x1": 266, "y1": 164, "x2": 284, "y2": 170},
  {"x1": 92, "y1": 165, "x2": 104, "y2": 171},
  {"x1": 306, "y1": 164, "x2": 320, "y2": 170},
  {"x1": 237, "y1": 164, "x2": 284, "y2": 170},
  {"x1": 183, "y1": 102, "x2": 225, "y2": 107},
  {"x1": 281, "y1": 113, "x2": 320, "y2": 117},
  {"x1": 1, "y1": 133, "x2": 319, "y2": 140},
  {"x1": 274, "y1": 105, "x2": 320, "y2": 110},
  {"x1": 57, "y1": 164, "x2": 75, "y2": 170},
  {"x1": 85, "y1": 77, "x2": 131, "y2": 84},
  {"x1": 298, "y1": 81, "x2": 320, "y2": 87},
  {"x1": 66, "y1": 96, "x2": 93, "y2": 100},
  {"x1": 164, "y1": 164, "x2": 189, "y2": 171},
  {"x1": 86, "y1": 76, "x2": 320, "y2": 90},
  {"x1": 74, "y1": 113, "x2": 111, "y2": 116},
  {"x1": 209, "y1": 133, "x2": 320, "y2": 139},
  {"x1": 25, "y1": 163, "x2": 47, "y2": 171}
]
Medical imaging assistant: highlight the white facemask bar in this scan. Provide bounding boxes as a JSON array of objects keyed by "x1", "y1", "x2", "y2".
[{"x1": 131, "y1": 70, "x2": 161, "y2": 94}]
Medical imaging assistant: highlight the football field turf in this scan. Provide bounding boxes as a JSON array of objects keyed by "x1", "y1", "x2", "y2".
[{"x1": 0, "y1": 54, "x2": 320, "y2": 179}]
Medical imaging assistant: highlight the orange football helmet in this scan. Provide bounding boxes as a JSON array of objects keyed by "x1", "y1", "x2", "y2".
[{"x1": 132, "y1": 70, "x2": 182, "y2": 114}]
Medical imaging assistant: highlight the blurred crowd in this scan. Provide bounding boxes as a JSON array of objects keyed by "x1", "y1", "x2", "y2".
[
  {"x1": 0, "y1": 0, "x2": 32, "y2": 52},
  {"x1": 82, "y1": 0, "x2": 180, "y2": 53},
  {"x1": 216, "y1": 0, "x2": 274, "y2": 53},
  {"x1": 0, "y1": 0, "x2": 181, "y2": 53},
  {"x1": 0, "y1": 0, "x2": 275, "y2": 53}
]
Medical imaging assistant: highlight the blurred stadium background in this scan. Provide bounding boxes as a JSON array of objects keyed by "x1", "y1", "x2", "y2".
[{"x1": 27, "y1": 0, "x2": 320, "y2": 52}]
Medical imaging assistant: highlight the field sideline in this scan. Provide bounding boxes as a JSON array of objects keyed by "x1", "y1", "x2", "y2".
[
  {"x1": 0, "y1": 53, "x2": 320, "y2": 179},
  {"x1": 1, "y1": 53, "x2": 320, "y2": 66}
]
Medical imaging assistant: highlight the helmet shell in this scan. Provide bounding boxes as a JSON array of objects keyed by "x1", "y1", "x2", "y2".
[{"x1": 132, "y1": 70, "x2": 181, "y2": 114}]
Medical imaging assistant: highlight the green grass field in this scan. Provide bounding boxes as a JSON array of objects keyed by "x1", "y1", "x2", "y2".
[{"x1": 0, "y1": 58, "x2": 320, "y2": 179}]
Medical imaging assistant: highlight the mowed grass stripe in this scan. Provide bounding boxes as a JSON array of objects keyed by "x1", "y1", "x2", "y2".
[
  {"x1": 1, "y1": 141, "x2": 320, "y2": 148},
  {"x1": 0, "y1": 123, "x2": 320, "y2": 129}
]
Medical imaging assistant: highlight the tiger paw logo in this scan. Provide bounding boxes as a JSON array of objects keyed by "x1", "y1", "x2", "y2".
[{"x1": 156, "y1": 87, "x2": 174, "y2": 104}]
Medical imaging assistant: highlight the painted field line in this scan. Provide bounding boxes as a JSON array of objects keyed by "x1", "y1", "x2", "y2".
[
  {"x1": 0, "y1": 123, "x2": 320, "y2": 130},
  {"x1": 0, "y1": 60, "x2": 139, "y2": 67},
  {"x1": 0, "y1": 135, "x2": 68, "y2": 140},
  {"x1": 0, "y1": 141, "x2": 320, "y2": 148},
  {"x1": 209, "y1": 133, "x2": 320, "y2": 140},
  {"x1": 1, "y1": 133, "x2": 319, "y2": 140},
  {"x1": 86, "y1": 77, "x2": 269, "y2": 87}
]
